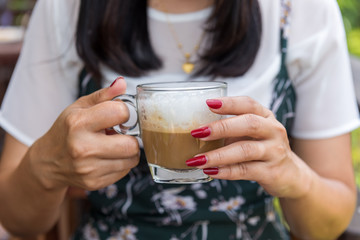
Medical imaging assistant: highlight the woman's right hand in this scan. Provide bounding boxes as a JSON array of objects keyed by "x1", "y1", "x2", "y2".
[{"x1": 29, "y1": 77, "x2": 140, "y2": 191}]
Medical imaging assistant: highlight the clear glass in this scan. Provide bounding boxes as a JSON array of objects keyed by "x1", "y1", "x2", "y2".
[
  {"x1": 113, "y1": 81, "x2": 227, "y2": 183},
  {"x1": 137, "y1": 81, "x2": 227, "y2": 184}
]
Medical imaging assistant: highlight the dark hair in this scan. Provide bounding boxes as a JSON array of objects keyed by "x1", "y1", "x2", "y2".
[{"x1": 76, "y1": 0, "x2": 262, "y2": 80}]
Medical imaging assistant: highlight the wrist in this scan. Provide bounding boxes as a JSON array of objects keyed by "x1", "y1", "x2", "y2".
[
  {"x1": 25, "y1": 138, "x2": 68, "y2": 192},
  {"x1": 285, "y1": 152, "x2": 317, "y2": 200}
]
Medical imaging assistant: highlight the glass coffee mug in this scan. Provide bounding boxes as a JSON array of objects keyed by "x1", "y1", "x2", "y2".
[{"x1": 112, "y1": 81, "x2": 227, "y2": 184}]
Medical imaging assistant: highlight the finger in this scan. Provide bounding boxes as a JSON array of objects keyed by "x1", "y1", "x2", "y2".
[
  {"x1": 202, "y1": 161, "x2": 264, "y2": 181},
  {"x1": 90, "y1": 157, "x2": 139, "y2": 190},
  {"x1": 97, "y1": 170, "x2": 132, "y2": 188},
  {"x1": 75, "y1": 76, "x2": 127, "y2": 108},
  {"x1": 76, "y1": 169, "x2": 133, "y2": 191},
  {"x1": 70, "y1": 156, "x2": 139, "y2": 190},
  {"x1": 186, "y1": 140, "x2": 268, "y2": 169},
  {"x1": 84, "y1": 100, "x2": 130, "y2": 131},
  {"x1": 191, "y1": 114, "x2": 276, "y2": 140},
  {"x1": 93, "y1": 134, "x2": 140, "y2": 159},
  {"x1": 75, "y1": 155, "x2": 139, "y2": 177},
  {"x1": 95, "y1": 157, "x2": 140, "y2": 175},
  {"x1": 206, "y1": 96, "x2": 274, "y2": 118},
  {"x1": 70, "y1": 134, "x2": 140, "y2": 159},
  {"x1": 224, "y1": 136, "x2": 252, "y2": 145},
  {"x1": 105, "y1": 128, "x2": 117, "y2": 135}
]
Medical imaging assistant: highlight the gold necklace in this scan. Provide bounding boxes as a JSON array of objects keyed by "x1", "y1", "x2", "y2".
[{"x1": 160, "y1": 1, "x2": 205, "y2": 74}]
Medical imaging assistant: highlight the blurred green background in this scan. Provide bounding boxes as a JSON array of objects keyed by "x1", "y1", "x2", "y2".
[
  {"x1": 338, "y1": 0, "x2": 360, "y2": 57},
  {"x1": 338, "y1": 0, "x2": 360, "y2": 188}
]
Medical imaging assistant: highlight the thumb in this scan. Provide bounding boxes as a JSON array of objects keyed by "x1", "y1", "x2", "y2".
[{"x1": 77, "y1": 76, "x2": 127, "y2": 107}]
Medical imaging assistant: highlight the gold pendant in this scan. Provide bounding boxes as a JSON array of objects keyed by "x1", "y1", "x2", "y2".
[{"x1": 182, "y1": 62, "x2": 194, "y2": 74}]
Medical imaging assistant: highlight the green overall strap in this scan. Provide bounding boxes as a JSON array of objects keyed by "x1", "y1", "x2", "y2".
[
  {"x1": 78, "y1": 68, "x2": 101, "y2": 98},
  {"x1": 270, "y1": 0, "x2": 297, "y2": 133}
]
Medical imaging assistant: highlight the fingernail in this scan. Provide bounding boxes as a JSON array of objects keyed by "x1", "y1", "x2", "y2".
[
  {"x1": 105, "y1": 128, "x2": 117, "y2": 135},
  {"x1": 203, "y1": 168, "x2": 219, "y2": 175},
  {"x1": 191, "y1": 127, "x2": 211, "y2": 138},
  {"x1": 186, "y1": 155, "x2": 207, "y2": 167},
  {"x1": 110, "y1": 76, "x2": 124, "y2": 87},
  {"x1": 206, "y1": 99, "x2": 222, "y2": 109}
]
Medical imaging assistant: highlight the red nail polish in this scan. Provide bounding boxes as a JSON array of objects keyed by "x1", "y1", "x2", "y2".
[
  {"x1": 110, "y1": 76, "x2": 124, "y2": 87},
  {"x1": 191, "y1": 127, "x2": 211, "y2": 138},
  {"x1": 203, "y1": 168, "x2": 219, "y2": 175},
  {"x1": 186, "y1": 155, "x2": 207, "y2": 167},
  {"x1": 105, "y1": 128, "x2": 117, "y2": 135},
  {"x1": 206, "y1": 99, "x2": 222, "y2": 109}
]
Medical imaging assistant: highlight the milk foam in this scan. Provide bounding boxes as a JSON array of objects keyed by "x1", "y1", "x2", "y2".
[{"x1": 138, "y1": 89, "x2": 222, "y2": 132}]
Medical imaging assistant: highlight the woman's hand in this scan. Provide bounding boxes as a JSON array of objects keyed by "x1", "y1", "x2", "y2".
[
  {"x1": 186, "y1": 96, "x2": 312, "y2": 199},
  {"x1": 29, "y1": 77, "x2": 140, "y2": 192}
]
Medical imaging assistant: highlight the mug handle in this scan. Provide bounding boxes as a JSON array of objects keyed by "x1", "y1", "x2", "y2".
[{"x1": 111, "y1": 94, "x2": 140, "y2": 136}]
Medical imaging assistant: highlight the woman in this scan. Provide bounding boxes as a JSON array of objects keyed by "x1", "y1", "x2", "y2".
[{"x1": 0, "y1": 0, "x2": 358, "y2": 239}]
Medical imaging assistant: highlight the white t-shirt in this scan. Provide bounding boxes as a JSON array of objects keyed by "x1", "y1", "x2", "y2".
[{"x1": 0, "y1": 0, "x2": 359, "y2": 146}]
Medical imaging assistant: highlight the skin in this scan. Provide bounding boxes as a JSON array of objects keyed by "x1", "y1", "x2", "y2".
[
  {"x1": 189, "y1": 96, "x2": 356, "y2": 240},
  {"x1": 148, "y1": 0, "x2": 214, "y2": 13},
  {"x1": 0, "y1": 78, "x2": 140, "y2": 235},
  {"x1": 0, "y1": 1, "x2": 357, "y2": 239}
]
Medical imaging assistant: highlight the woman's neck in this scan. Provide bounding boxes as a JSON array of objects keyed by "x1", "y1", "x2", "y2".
[{"x1": 148, "y1": 0, "x2": 214, "y2": 14}]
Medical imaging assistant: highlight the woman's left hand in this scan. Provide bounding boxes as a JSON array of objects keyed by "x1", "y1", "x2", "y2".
[{"x1": 186, "y1": 96, "x2": 311, "y2": 199}]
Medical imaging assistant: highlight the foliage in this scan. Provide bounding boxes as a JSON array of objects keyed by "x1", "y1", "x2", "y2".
[
  {"x1": 352, "y1": 129, "x2": 360, "y2": 187},
  {"x1": 7, "y1": 0, "x2": 35, "y2": 11},
  {"x1": 338, "y1": 0, "x2": 360, "y2": 57},
  {"x1": 348, "y1": 29, "x2": 360, "y2": 57},
  {"x1": 337, "y1": 0, "x2": 360, "y2": 187}
]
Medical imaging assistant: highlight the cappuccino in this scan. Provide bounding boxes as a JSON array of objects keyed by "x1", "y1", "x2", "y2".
[
  {"x1": 113, "y1": 81, "x2": 227, "y2": 183},
  {"x1": 142, "y1": 129, "x2": 224, "y2": 170}
]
